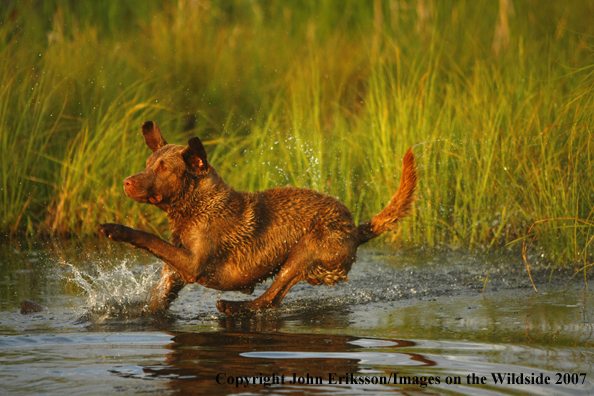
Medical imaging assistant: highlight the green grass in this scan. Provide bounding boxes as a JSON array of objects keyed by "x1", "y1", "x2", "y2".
[{"x1": 1, "y1": 0, "x2": 593, "y2": 266}]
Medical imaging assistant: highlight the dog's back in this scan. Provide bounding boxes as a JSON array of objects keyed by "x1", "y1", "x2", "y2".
[{"x1": 203, "y1": 145, "x2": 416, "y2": 293}]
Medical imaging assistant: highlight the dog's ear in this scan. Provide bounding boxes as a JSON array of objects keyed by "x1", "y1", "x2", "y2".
[
  {"x1": 182, "y1": 137, "x2": 209, "y2": 173},
  {"x1": 142, "y1": 121, "x2": 168, "y2": 152}
]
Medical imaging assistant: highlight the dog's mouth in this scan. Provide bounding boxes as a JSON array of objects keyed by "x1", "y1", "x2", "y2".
[
  {"x1": 123, "y1": 181, "x2": 162, "y2": 205},
  {"x1": 148, "y1": 195, "x2": 162, "y2": 204},
  {"x1": 125, "y1": 191, "x2": 162, "y2": 205}
]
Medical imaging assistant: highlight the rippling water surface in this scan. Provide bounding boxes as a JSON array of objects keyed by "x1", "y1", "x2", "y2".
[{"x1": 0, "y1": 241, "x2": 592, "y2": 395}]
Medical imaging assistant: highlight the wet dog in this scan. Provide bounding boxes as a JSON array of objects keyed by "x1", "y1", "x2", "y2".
[{"x1": 100, "y1": 121, "x2": 417, "y2": 315}]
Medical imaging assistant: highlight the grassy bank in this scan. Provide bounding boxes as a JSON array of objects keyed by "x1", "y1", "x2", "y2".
[{"x1": 1, "y1": 0, "x2": 593, "y2": 265}]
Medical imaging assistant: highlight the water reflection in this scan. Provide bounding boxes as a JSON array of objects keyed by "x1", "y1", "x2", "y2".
[
  {"x1": 105, "y1": 327, "x2": 594, "y2": 395},
  {"x1": 216, "y1": 304, "x2": 353, "y2": 332},
  {"x1": 123, "y1": 331, "x2": 433, "y2": 395},
  {"x1": 1, "y1": 241, "x2": 593, "y2": 395}
]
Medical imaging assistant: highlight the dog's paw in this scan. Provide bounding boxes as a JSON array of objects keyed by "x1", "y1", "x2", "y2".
[
  {"x1": 99, "y1": 223, "x2": 133, "y2": 243},
  {"x1": 217, "y1": 299, "x2": 252, "y2": 316}
]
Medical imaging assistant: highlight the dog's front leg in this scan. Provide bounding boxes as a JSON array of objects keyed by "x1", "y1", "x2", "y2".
[
  {"x1": 99, "y1": 223, "x2": 202, "y2": 283},
  {"x1": 147, "y1": 264, "x2": 185, "y2": 313}
]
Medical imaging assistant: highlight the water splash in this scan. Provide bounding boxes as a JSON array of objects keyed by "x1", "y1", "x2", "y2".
[{"x1": 64, "y1": 261, "x2": 160, "y2": 320}]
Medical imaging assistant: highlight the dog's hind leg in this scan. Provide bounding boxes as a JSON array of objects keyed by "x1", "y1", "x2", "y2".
[{"x1": 217, "y1": 249, "x2": 310, "y2": 315}]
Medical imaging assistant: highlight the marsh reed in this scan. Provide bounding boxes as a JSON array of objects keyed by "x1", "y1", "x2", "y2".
[{"x1": 1, "y1": 0, "x2": 593, "y2": 265}]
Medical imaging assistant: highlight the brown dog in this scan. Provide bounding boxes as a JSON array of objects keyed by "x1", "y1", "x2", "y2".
[{"x1": 100, "y1": 121, "x2": 417, "y2": 315}]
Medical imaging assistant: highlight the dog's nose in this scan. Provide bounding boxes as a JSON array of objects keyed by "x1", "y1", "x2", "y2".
[{"x1": 123, "y1": 177, "x2": 135, "y2": 195}]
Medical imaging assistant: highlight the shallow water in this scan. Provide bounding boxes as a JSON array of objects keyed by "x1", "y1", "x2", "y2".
[{"x1": 0, "y1": 241, "x2": 592, "y2": 395}]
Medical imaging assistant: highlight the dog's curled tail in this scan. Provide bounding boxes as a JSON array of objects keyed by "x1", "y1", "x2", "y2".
[{"x1": 356, "y1": 147, "x2": 417, "y2": 244}]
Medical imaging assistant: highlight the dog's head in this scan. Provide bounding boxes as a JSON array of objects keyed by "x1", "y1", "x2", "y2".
[{"x1": 123, "y1": 121, "x2": 213, "y2": 207}]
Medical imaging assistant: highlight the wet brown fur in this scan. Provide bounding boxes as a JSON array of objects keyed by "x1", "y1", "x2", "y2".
[{"x1": 100, "y1": 121, "x2": 417, "y2": 315}]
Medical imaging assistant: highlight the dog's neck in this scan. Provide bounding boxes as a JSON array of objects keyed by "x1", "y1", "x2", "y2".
[{"x1": 164, "y1": 167, "x2": 238, "y2": 232}]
